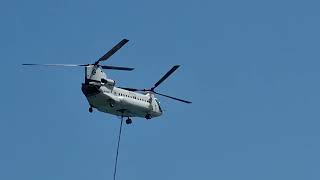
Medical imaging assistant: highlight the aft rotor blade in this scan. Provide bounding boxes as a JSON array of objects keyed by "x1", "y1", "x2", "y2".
[
  {"x1": 154, "y1": 92, "x2": 192, "y2": 104},
  {"x1": 22, "y1": 63, "x2": 88, "y2": 67},
  {"x1": 152, "y1": 65, "x2": 180, "y2": 90},
  {"x1": 100, "y1": 65, "x2": 134, "y2": 71},
  {"x1": 95, "y1": 39, "x2": 129, "y2": 65}
]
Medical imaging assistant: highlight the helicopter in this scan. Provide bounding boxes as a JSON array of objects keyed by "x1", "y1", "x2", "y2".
[{"x1": 23, "y1": 39, "x2": 191, "y2": 125}]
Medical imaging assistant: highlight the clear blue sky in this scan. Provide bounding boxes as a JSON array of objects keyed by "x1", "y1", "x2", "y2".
[{"x1": 1, "y1": 0, "x2": 320, "y2": 179}]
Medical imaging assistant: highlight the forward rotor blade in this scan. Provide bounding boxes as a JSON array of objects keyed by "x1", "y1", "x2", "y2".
[
  {"x1": 152, "y1": 65, "x2": 180, "y2": 90},
  {"x1": 95, "y1": 39, "x2": 129, "y2": 65},
  {"x1": 22, "y1": 63, "x2": 88, "y2": 67},
  {"x1": 154, "y1": 92, "x2": 192, "y2": 104},
  {"x1": 100, "y1": 65, "x2": 134, "y2": 71}
]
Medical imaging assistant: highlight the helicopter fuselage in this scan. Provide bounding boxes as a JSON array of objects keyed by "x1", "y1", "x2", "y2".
[{"x1": 82, "y1": 83, "x2": 162, "y2": 119}]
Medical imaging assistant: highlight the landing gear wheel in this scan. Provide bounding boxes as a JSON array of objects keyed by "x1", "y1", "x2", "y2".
[
  {"x1": 89, "y1": 107, "x2": 93, "y2": 113},
  {"x1": 126, "y1": 118, "x2": 132, "y2": 125}
]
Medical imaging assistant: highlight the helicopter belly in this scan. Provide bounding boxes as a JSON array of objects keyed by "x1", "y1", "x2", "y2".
[{"x1": 118, "y1": 98, "x2": 151, "y2": 117}]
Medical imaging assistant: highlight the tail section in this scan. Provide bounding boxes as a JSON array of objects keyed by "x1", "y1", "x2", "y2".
[{"x1": 85, "y1": 65, "x2": 107, "y2": 84}]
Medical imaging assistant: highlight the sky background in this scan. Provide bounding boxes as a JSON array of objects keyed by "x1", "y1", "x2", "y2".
[{"x1": 1, "y1": 0, "x2": 320, "y2": 179}]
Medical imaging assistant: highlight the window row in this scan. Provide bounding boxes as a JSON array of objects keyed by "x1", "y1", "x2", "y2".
[{"x1": 115, "y1": 92, "x2": 148, "y2": 102}]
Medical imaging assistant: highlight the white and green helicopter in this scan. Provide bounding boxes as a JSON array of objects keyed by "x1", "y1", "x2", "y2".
[{"x1": 23, "y1": 39, "x2": 191, "y2": 124}]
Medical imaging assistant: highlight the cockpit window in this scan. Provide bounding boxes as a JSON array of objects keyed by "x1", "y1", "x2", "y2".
[{"x1": 155, "y1": 99, "x2": 162, "y2": 112}]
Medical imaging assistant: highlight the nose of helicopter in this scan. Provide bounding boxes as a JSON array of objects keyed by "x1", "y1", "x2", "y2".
[{"x1": 154, "y1": 108, "x2": 163, "y2": 117}]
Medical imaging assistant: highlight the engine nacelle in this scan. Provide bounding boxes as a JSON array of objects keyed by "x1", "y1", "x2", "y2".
[{"x1": 101, "y1": 78, "x2": 116, "y2": 86}]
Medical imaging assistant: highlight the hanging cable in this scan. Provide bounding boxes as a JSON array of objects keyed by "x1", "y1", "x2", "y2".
[{"x1": 113, "y1": 116, "x2": 124, "y2": 180}]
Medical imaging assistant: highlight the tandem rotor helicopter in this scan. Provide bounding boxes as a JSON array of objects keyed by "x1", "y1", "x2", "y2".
[{"x1": 23, "y1": 39, "x2": 191, "y2": 125}]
